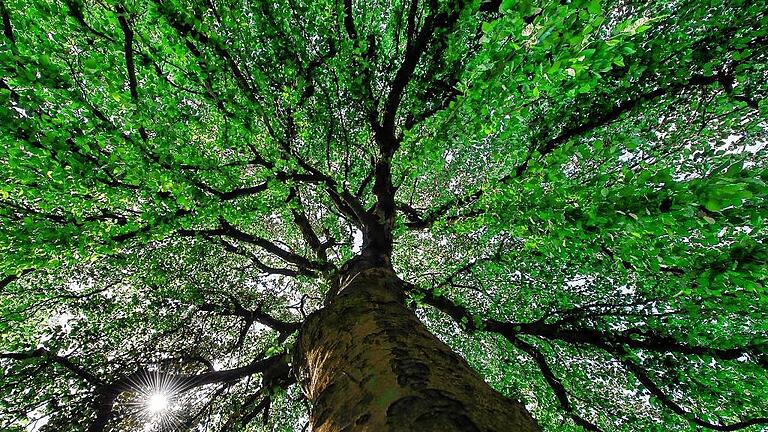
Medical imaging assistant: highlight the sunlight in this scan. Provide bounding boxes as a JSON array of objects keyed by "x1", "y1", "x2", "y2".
[
  {"x1": 124, "y1": 371, "x2": 185, "y2": 431},
  {"x1": 146, "y1": 392, "x2": 169, "y2": 414}
]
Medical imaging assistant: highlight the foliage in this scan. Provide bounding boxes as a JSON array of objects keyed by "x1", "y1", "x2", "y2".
[{"x1": 1, "y1": 0, "x2": 767, "y2": 430}]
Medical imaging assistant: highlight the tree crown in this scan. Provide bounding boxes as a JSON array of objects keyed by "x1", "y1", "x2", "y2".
[{"x1": 1, "y1": 0, "x2": 767, "y2": 430}]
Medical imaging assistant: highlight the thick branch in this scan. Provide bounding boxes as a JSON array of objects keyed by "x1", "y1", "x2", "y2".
[
  {"x1": 216, "y1": 182, "x2": 269, "y2": 201},
  {"x1": 380, "y1": 3, "x2": 464, "y2": 149},
  {"x1": 342, "y1": 0, "x2": 358, "y2": 41},
  {"x1": 0, "y1": 268, "x2": 32, "y2": 290},
  {"x1": 116, "y1": 6, "x2": 139, "y2": 101},
  {"x1": 88, "y1": 354, "x2": 290, "y2": 432},
  {"x1": 178, "y1": 217, "x2": 331, "y2": 273},
  {"x1": 215, "y1": 237, "x2": 311, "y2": 277},
  {"x1": 619, "y1": 350, "x2": 768, "y2": 431},
  {"x1": 0, "y1": 0, "x2": 15, "y2": 44},
  {"x1": 199, "y1": 299, "x2": 300, "y2": 336},
  {"x1": 217, "y1": 218, "x2": 330, "y2": 272},
  {"x1": 1, "y1": 348, "x2": 102, "y2": 386},
  {"x1": 289, "y1": 191, "x2": 331, "y2": 263},
  {"x1": 415, "y1": 289, "x2": 768, "y2": 431}
]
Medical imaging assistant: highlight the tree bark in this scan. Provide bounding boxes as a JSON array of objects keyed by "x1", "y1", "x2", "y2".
[{"x1": 295, "y1": 267, "x2": 539, "y2": 432}]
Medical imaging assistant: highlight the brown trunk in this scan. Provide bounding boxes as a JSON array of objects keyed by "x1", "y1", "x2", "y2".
[{"x1": 295, "y1": 267, "x2": 539, "y2": 432}]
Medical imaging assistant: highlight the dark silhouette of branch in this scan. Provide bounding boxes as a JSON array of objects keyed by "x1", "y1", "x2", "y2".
[
  {"x1": 0, "y1": 0, "x2": 16, "y2": 44},
  {"x1": 112, "y1": 209, "x2": 192, "y2": 242},
  {"x1": 512, "y1": 338, "x2": 602, "y2": 431},
  {"x1": 199, "y1": 298, "x2": 300, "y2": 337},
  {"x1": 153, "y1": 0, "x2": 254, "y2": 99},
  {"x1": 214, "y1": 237, "x2": 312, "y2": 277},
  {"x1": 618, "y1": 349, "x2": 768, "y2": 431},
  {"x1": 413, "y1": 287, "x2": 768, "y2": 430},
  {"x1": 177, "y1": 216, "x2": 333, "y2": 274},
  {"x1": 215, "y1": 182, "x2": 270, "y2": 201},
  {"x1": 0, "y1": 348, "x2": 102, "y2": 386},
  {"x1": 342, "y1": 0, "x2": 358, "y2": 41},
  {"x1": 116, "y1": 6, "x2": 139, "y2": 102},
  {"x1": 491, "y1": 320, "x2": 768, "y2": 366},
  {"x1": 379, "y1": 1, "x2": 465, "y2": 148},
  {"x1": 216, "y1": 217, "x2": 329, "y2": 272},
  {"x1": 0, "y1": 268, "x2": 32, "y2": 290},
  {"x1": 86, "y1": 353, "x2": 290, "y2": 432},
  {"x1": 292, "y1": 204, "x2": 326, "y2": 261}
]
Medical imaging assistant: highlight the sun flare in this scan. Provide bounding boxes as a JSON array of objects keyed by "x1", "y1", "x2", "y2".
[
  {"x1": 146, "y1": 392, "x2": 169, "y2": 414},
  {"x1": 123, "y1": 371, "x2": 185, "y2": 431}
]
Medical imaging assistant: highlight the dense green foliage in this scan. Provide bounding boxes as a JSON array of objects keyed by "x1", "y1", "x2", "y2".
[{"x1": 1, "y1": 0, "x2": 767, "y2": 430}]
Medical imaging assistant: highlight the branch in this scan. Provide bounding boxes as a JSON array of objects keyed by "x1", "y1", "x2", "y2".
[
  {"x1": 407, "y1": 287, "x2": 598, "y2": 428},
  {"x1": 398, "y1": 189, "x2": 482, "y2": 229},
  {"x1": 199, "y1": 298, "x2": 300, "y2": 336},
  {"x1": 534, "y1": 75, "x2": 719, "y2": 164},
  {"x1": 619, "y1": 350, "x2": 768, "y2": 431},
  {"x1": 116, "y1": 6, "x2": 139, "y2": 102},
  {"x1": 88, "y1": 392, "x2": 118, "y2": 432},
  {"x1": 0, "y1": 0, "x2": 16, "y2": 44},
  {"x1": 1, "y1": 348, "x2": 102, "y2": 386},
  {"x1": 489, "y1": 321, "x2": 768, "y2": 366},
  {"x1": 153, "y1": 0, "x2": 255, "y2": 100},
  {"x1": 284, "y1": 187, "x2": 338, "y2": 266},
  {"x1": 412, "y1": 288, "x2": 768, "y2": 430},
  {"x1": 512, "y1": 338, "x2": 602, "y2": 431},
  {"x1": 217, "y1": 217, "x2": 330, "y2": 272},
  {"x1": 88, "y1": 353, "x2": 290, "y2": 432},
  {"x1": 286, "y1": 152, "x2": 370, "y2": 228},
  {"x1": 379, "y1": 3, "x2": 464, "y2": 149},
  {"x1": 217, "y1": 182, "x2": 270, "y2": 200},
  {"x1": 63, "y1": 0, "x2": 115, "y2": 42},
  {"x1": 117, "y1": 4, "x2": 249, "y2": 200},
  {"x1": 111, "y1": 209, "x2": 191, "y2": 242},
  {"x1": 0, "y1": 269, "x2": 32, "y2": 290},
  {"x1": 342, "y1": 0, "x2": 358, "y2": 41},
  {"x1": 215, "y1": 237, "x2": 311, "y2": 277},
  {"x1": 177, "y1": 217, "x2": 330, "y2": 273}
]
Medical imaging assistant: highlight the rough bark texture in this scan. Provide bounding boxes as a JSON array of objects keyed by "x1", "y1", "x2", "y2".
[{"x1": 295, "y1": 267, "x2": 539, "y2": 432}]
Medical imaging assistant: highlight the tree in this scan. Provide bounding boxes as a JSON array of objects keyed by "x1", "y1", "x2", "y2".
[{"x1": 0, "y1": 0, "x2": 767, "y2": 430}]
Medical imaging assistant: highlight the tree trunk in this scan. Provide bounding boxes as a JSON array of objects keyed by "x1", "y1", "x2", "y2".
[{"x1": 295, "y1": 267, "x2": 539, "y2": 432}]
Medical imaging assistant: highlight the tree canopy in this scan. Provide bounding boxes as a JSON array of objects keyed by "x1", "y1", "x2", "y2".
[{"x1": 1, "y1": 0, "x2": 767, "y2": 430}]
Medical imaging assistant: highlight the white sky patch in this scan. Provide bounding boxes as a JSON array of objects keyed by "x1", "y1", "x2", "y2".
[
  {"x1": 444, "y1": 149, "x2": 455, "y2": 163},
  {"x1": 212, "y1": 354, "x2": 239, "y2": 371},
  {"x1": 13, "y1": 106, "x2": 29, "y2": 118},
  {"x1": 66, "y1": 279, "x2": 89, "y2": 293},
  {"x1": 251, "y1": 322, "x2": 268, "y2": 333},
  {"x1": 619, "y1": 284, "x2": 636, "y2": 295},
  {"x1": 448, "y1": 177, "x2": 462, "y2": 193},
  {"x1": 244, "y1": 278, "x2": 269, "y2": 292},
  {"x1": 352, "y1": 229, "x2": 363, "y2": 253},
  {"x1": 48, "y1": 311, "x2": 75, "y2": 333},
  {"x1": 25, "y1": 403, "x2": 50, "y2": 432},
  {"x1": 715, "y1": 134, "x2": 766, "y2": 155},
  {"x1": 565, "y1": 275, "x2": 594, "y2": 289}
]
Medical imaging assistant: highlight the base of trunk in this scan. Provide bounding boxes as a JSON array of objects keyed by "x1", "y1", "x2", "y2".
[{"x1": 295, "y1": 267, "x2": 538, "y2": 431}]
